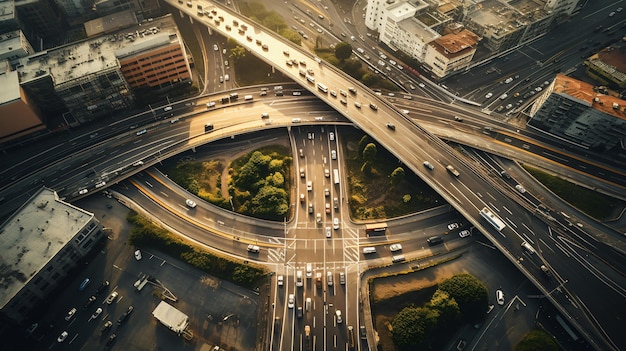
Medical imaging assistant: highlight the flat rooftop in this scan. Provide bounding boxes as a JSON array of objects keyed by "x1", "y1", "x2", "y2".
[
  {"x1": 553, "y1": 74, "x2": 626, "y2": 121},
  {"x1": 468, "y1": 0, "x2": 551, "y2": 35},
  {"x1": 0, "y1": 1, "x2": 15, "y2": 23},
  {"x1": 398, "y1": 17, "x2": 440, "y2": 42},
  {"x1": 0, "y1": 70, "x2": 20, "y2": 104},
  {"x1": 0, "y1": 188, "x2": 95, "y2": 308},
  {"x1": 15, "y1": 14, "x2": 179, "y2": 85}
]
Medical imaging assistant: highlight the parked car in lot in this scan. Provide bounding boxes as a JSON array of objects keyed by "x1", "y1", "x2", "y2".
[
  {"x1": 447, "y1": 223, "x2": 459, "y2": 230},
  {"x1": 65, "y1": 308, "x2": 77, "y2": 321},
  {"x1": 459, "y1": 230, "x2": 471, "y2": 238},
  {"x1": 105, "y1": 291, "x2": 118, "y2": 304},
  {"x1": 496, "y1": 289, "x2": 505, "y2": 305},
  {"x1": 95, "y1": 280, "x2": 110, "y2": 295},
  {"x1": 91, "y1": 307, "x2": 103, "y2": 320},
  {"x1": 134, "y1": 249, "x2": 142, "y2": 260},
  {"x1": 84, "y1": 295, "x2": 97, "y2": 309},
  {"x1": 57, "y1": 331, "x2": 68, "y2": 343},
  {"x1": 117, "y1": 306, "x2": 133, "y2": 325}
]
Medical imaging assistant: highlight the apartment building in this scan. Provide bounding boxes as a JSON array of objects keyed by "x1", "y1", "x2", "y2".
[
  {"x1": 424, "y1": 29, "x2": 479, "y2": 78},
  {"x1": 0, "y1": 70, "x2": 45, "y2": 143},
  {"x1": 0, "y1": 187, "x2": 104, "y2": 325},
  {"x1": 528, "y1": 74, "x2": 626, "y2": 155}
]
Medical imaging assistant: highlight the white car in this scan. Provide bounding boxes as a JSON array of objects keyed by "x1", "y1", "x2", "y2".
[
  {"x1": 335, "y1": 309, "x2": 343, "y2": 323},
  {"x1": 186, "y1": 199, "x2": 197, "y2": 208},
  {"x1": 91, "y1": 307, "x2": 103, "y2": 319},
  {"x1": 331, "y1": 150, "x2": 337, "y2": 160},
  {"x1": 79, "y1": 188, "x2": 88, "y2": 195},
  {"x1": 277, "y1": 275, "x2": 284, "y2": 286},
  {"x1": 213, "y1": 44, "x2": 219, "y2": 51},
  {"x1": 496, "y1": 289, "x2": 505, "y2": 305},
  {"x1": 333, "y1": 217, "x2": 339, "y2": 230},
  {"x1": 57, "y1": 331, "x2": 69, "y2": 343},
  {"x1": 485, "y1": 93, "x2": 493, "y2": 99},
  {"x1": 459, "y1": 230, "x2": 471, "y2": 238},
  {"x1": 65, "y1": 308, "x2": 77, "y2": 321},
  {"x1": 288, "y1": 294, "x2": 295, "y2": 308},
  {"x1": 95, "y1": 181, "x2": 106, "y2": 188},
  {"x1": 134, "y1": 249, "x2": 142, "y2": 260},
  {"x1": 329, "y1": 132, "x2": 335, "y2": 141},
  {"x1": 306, "y1": 181, "x2": 312, "y2": 191},
  {"x1": 326, "y1": 227, "x2": 331, "y2": 238},
  {"x1": 389, "y1": 244, "x2": 403, "y2": 252},
  {"x1": 423, "y1": 161, "x2": 434, "y2": 170},
  {"x1": 447, "y1": 223, "x2": 459, "y2": 231},
  {"x1": 105, "y1": 291, "x2": 118, "y2": 305},
  {"x1": 354, "y1": 101, "x2": 362, "y2": 108},
  {"x1": 515, "y1": 184, "x2": 527, "y2": 193}
]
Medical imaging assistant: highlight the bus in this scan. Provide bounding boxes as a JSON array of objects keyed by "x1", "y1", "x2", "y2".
[
  {"x1": 365, "y1": 223, "x2": 388, "y2": 236},
  {"x1": 480, "y1": 207, "x2": 506, "y2": 231},
  {"x1": 317, "y1": 83, "x2": 328, "y2": 93},
  {"x1": 333, "y1": 169, "x2": 340, "y2": 185}
]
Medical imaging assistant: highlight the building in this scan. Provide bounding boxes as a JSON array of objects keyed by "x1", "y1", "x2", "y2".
[
  {"x1": 83, "y1": 9, "x2": 138, "y2": 38},
  {"x1": 117, "y1": 27, "x2": 191, "y2": 89},
  {"x1": 14, "y1": 0, "x2": 66, "y2": 45},
  {"x1": 528, "y1": 74, "x2": 626, "y2": 155},
  {"x1": 0, "y1": 30, "x2": 35, "y2": 62},
  {"x1": 92, "y1": 0, "x2": 162, "y2": 19},
  {"x1": 424, "y1": 28, "x2": 479, "y2": 78},
  {"x1": 584, "y1": 43, "x2": 626, "y2": 89},
  {"x1": 0, "y1": 187, "x2": 104, "y2": 325},
  {"x1": 14, "y1": 14, "x2": 190, "y2": 124},
  {"x1": 0, "y1": 70, "x2": 45, "y2": 143}
]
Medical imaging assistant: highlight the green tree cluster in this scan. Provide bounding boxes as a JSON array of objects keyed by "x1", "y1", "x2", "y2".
[
  {"x1": 391, "y1": 274, "x2": 488, "y2": 349},
  {"x1": 515, "y1": 330, "x2": 559, "y2": 351},
  {"x1": 230, "y1": 149, "x2": 292, "y2": 220}
]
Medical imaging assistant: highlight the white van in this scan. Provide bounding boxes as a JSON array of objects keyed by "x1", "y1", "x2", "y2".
[
  {"x1": 306, "y1": 263, "x2": 312, "y2": 278},
  {"x1": 296, "y1": 271, "x2": 303, "y2": 287},
  {"x1": 392, "y1": 255, "x2": 406, "y2": 263},
  {"x1": 363, "y1": 247, "x2": 376, "y2": 254},
  {"x1": 244, "y1": 95, "x2": 253, "y2": 101},
  {"x1": 521, "y1": 241, "x2": 536, "y2": 254}
]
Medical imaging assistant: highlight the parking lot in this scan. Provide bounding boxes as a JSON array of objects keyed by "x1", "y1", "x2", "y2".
[{"x1": 14, "y1": 195, "x2": 259, "y2": 351}]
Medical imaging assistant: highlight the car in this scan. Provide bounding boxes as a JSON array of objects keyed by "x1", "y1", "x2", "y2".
[
  {"x1": 333, "y1": 217, "x2": 339, "y2": 230},
  {"x1": 423, "y1": 161, "x2": 434, "y2": 170},
  {"x1": 329, "y1": 132, "x2": 335, "y2": 141},
  {"x1": 297, "y1": 306, "x2": 303, "y2": 318},
  {"x1": 134, "y1": 249, "x2": 142, "y2": 260},
  {"x1": 106, "y1": 333, "x2": 117, "y2": 346},
  {"x1": 300, "y1": 194, "x2": 305, "y2": 203},
  {"x1": 325, "y1": 203, "x2": 331, "y2": 214},
  {"x1": 307, "y1": 132, "x2": 313, "y2": 140},
  {"x1": 57, "y1": 331, "x2": 69, "y2": 343},
  {"x1": 369, "y1": 103, "x2": 378, "y2": 110},
  {"x1": 299, "y1": 149, "x2": 304, "y2": 157},
  {"x1": 515, "y1": 184, "x2": 526, "y2": 193},
  {"x1": 331, "y1": 150, "x2": 337, "y2": 160},
  {"x1": 335, "y1": 309, "x2": 343, "y2": 323},
  {"x1": 324, "y1": 169, "x2": 330, "y2": 178},
  {"x1": 330, "y1": 90, "x2": 337, "y2": 97},
  {"x1": 326, "y1": 227, "x2": 331, "y2": 238},
  {"x1": 186, "y1": 199, "x2": 197, "y2": 208},
  {"x1": 100, "y1": 321, "x2": 113, "y2": 334},
  {"x1": 316, "y1": 213, "x2": 322, "y2": 223},
  {"x1": 306, "y1": 181, "x2": 312, "y2": 191},
  {"x1": 136, "y1": 128, "x2": 147, "y2": 136},
  {"x1": 84, "y1": 295, "x2": 97, "y2": 309},
  {"x1": 454, "y1": 116, "x2": 463, "y2": 122},
  {"x1": 213, "y1": 44, "x2": 219, "y2": 51},
  {"x1": 79, "y1": 278, "x2": 91, "y2": 291},
  {"x1": 300, "y1": 168, "x2": 305, "y2": 178},
  {"x1": 224, "y1": 74, "x2": 230, "y2": 81},
  {"x1": 354, "y1": 101, "x2": 362, "y2": 108},
  {"x1": 247, "y1": 244, "x2": 260, "y2": 253},
  {"x1": 496, "y1": 289, "x2": 505, "y2": 305},
  {"x1": 164, "y1": 106, "x2": 172, "y2": 112},
  {"x1": 447, "y1": 223, "x2": 459, "y2": 231},
  {"x1": 95, "y1": 280, "x2": 110, "y2": 295},
  {"x1": 277, "y1": 275, "x2": 284, "y2": 286},
  {"x1": 339, "y1": 272, "x2": 345, "y2": 285},
  {"x1": 485, "y1": 92, "x2": 493, "y2": 99},
  {"x1": 340, "y1": 99, "x2": 347, "y2": 105},
  {"x1": 308, "y1": 203, "x2": 314, "y2": 214},
  {"x1": 95, "y1": 181, "x2": 106, "y2": 189},
  {"x1": 389, "y1": 244, "x2": 403, "y2": 252},
  {"x1": 288, "y1": 294, "x2": 295, "y2": 308},
  {"x1": 324, "y1": 188, "x2": 330, "y2": 197},
  {"x1": 65, "y1": 308, "x2": 77, "y2": 321},
  {"x1": 333, "y1": 197, "x2": 338, "y2": 209},
  {"x1": 91, "y1": 307, "x2": 103, "y2": 319},
  {"x1": 78, "y1": 188, "x2": 88, "y2": 195},
  {"x1": 386, "y1": 123, "x2": 396, "y2": 130},
  {"x1": 506, "y1": 104, "x2": 513, "y2": 109},
  {"x1": 117, "y1": 306, "x2": 133, "y2": 325},
  {"x1": 459, "y1": 230, "x2": 471, "y2": 238},
  {"x1": 105, "y1": 291, "x2": 118, "y2": 304},
  {"x1": 292, "y1": 91, "x2": 301, "y2": 96}
]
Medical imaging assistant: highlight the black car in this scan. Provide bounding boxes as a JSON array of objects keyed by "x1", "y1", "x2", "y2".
[
  {"x1": 117, "y1": 306, "x2": 134, "y2": 325},
  {"x1": 95, "y1": 281, "x2": 110, "y2": 295},
  {"x1": 106, "y1": 334, "x2": 117, "y2": 346},
  {"x1": 83, "y1": 295, "x2": 97, "y2": 309}
]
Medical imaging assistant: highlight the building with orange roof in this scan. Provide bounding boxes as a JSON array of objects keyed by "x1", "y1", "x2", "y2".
[
  {"x1": 424, "y1": 28, "x2": 479, "y2": 78},
  {"x1": 528, "y1": 74, "x2": 626, "y2": 154}
]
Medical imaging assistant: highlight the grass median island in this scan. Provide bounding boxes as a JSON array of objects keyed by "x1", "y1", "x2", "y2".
[
  {"x1": 343, "y1": 129, "x2": 444, "y2": 220},
  {"x1": 127, "y1": 211, "x2": 267, "y2": 290},
  {"x1": 522, "y1": 164, "x2": 624, "y2": 220}
]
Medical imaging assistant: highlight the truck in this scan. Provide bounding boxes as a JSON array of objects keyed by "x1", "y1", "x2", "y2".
[
  {"x1": 152, "y1": 301, "x2": 189, "y2": 335},
  {"x1": 446, "y1": 165, "x2": 460, "y2": 177}
]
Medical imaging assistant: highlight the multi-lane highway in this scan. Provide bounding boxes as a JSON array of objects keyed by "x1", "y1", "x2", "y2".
[{"x1": 160, "y1": 2, "x2": 626, "y2": 350}]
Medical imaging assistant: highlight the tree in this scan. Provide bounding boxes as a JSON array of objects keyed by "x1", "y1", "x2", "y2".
[
  {"x1": 390, "y1": 167, "x2": 405, "y2": 185},
  {"x1": 361, "y1": 72, "x2": 379, "y2": 87},
  {"x1": 426, "y1": 290, "x2": 461, "y2": 326},
  {"x1": 438, "y1": 273, "x2": 488, "y2": 320},
  {"x1": 362, "y1": 143, "x2": 377, "y2": 162},
  {"x1": 515, "y1": 330, "x2": 559, "y2": 351},
  {"x1": 391, "y1": 306, "x2": 439, "y2": 349},
  {"x1": 357, "y1": 135, "x2": 370, "y2": 155},
  {"x1": 334, "y1": 42, "x2": 352, "y2": 61}
]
